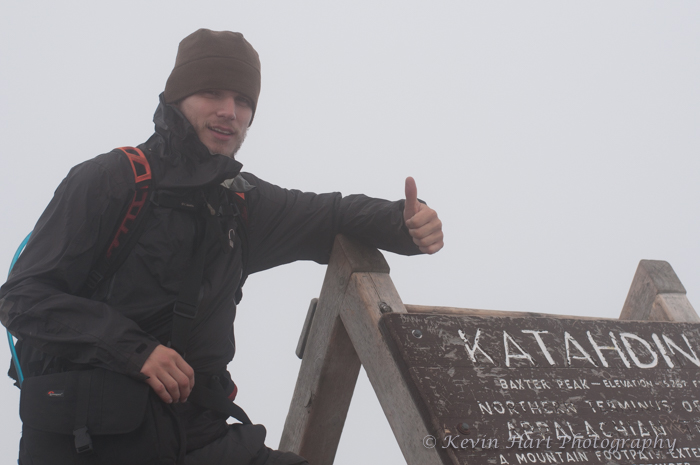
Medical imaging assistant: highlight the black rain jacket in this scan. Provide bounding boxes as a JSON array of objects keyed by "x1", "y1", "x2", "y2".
[{"x1": 0, "y1": 97, "x2": 420, "y2": 449}]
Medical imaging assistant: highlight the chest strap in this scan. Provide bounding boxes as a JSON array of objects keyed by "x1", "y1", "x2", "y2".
[{"x1": 169, "y1": 205, "x2": 216, "y2": 357}]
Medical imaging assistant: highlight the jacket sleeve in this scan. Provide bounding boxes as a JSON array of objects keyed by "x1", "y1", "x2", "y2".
[
  {"x1": 241, "y1": 173, "x2": 422, "y2": 274},
  {"x1": 0, "y1": 154, "x2": 161, "y2": 378}
]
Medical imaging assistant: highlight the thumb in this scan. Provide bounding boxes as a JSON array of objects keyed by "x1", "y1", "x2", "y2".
[{"x1": 404, "y1": 176, "x2": 419, "y2": 222}]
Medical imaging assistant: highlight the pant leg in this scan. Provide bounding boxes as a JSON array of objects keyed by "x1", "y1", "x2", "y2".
[{"x1": 185, "y1": 424, "x2": 308, "y2": 465}]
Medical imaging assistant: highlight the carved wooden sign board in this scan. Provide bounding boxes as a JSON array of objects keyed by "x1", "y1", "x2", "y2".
[{"x1": 381, "y1": 314, "x2": 700, "y2": 465}]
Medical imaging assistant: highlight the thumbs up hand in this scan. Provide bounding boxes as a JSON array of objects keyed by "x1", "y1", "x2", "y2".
[{"x1": 403, "y1": 177, "x2": 443, "y2": 254}]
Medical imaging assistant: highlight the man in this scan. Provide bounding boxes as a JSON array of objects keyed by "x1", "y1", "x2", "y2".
[{"x1": 0, "y1": 29, "x2": 443, "y2": 464}]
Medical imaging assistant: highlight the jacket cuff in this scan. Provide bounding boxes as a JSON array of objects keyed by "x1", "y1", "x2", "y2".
[{"x1": 125, "y1": 339, "x2": 161, "y2": 380}]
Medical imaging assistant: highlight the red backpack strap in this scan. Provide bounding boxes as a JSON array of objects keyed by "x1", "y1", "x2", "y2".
[
  {"x1": 118, "y1": 146, "x2": 152, "y2": 186},
  {"x1": 81, "y1": 147, "x2": 154, "y2": 296},
  {"x1": 104, "y1": 147, "x2": 152, "y2": 258}
]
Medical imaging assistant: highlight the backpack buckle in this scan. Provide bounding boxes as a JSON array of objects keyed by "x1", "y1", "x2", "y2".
[
  {"x1": 173, "y1": 301, "x2": 197, "y2": 319},
  {"x1": 73, "y1": 426, "x2": 93, "y2": 454},
  {"x1": 85, "y1": 270, "x2": 104, "y2": 290}
]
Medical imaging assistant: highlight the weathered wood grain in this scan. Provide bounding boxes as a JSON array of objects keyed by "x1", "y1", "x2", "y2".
[
  {"x1": 382, "y1": 314, "x2": 700, "y2": 465},
  {"x1": 620, "y1": 260, "x2": 699, "y2": 322},
  {"x1": 406, "y1": 305, "x2": 617, "y2": 320},
  {"x1": 340, "y1": 272, "x2": 453, "y2": 465},
  {"x1": 279, "y1": 235, "x2": 388, "y2": 464}
]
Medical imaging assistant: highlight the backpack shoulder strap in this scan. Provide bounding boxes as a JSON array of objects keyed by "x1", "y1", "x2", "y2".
[{"x1": 81, "y1": 146, "x2": 153, "y2": 297}]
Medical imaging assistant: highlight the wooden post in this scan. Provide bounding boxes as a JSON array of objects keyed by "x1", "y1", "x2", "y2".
[
  {"x1": 279, "y1": 235, "x2": 444, "y2": 465},
  {"x1": 337, "y1": 270, "x2": 446, "y2": 464},
  {"x1": 279, "y1": 235, "x2": 385, "y2": 464},
  {"x1": 619, "y1": 259, "x2": 699, "y2": 322}
]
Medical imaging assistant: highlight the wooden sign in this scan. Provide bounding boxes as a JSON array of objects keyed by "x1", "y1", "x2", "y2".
[
  {"x1": 381, "y1": 314, "x2": 700, "y2": 465},
  {"x1": 281, "y1": 240, "x2": 699, "y2": 465}
]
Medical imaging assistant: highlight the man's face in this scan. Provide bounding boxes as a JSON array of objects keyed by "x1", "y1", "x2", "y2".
[{"x1": 177, "y1": 89, "x2": 253, "y2": 158}]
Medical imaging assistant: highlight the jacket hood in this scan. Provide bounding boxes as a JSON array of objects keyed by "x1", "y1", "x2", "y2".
[{"x1": 149, "y1": 93, "x2": 243, "y2": 189}]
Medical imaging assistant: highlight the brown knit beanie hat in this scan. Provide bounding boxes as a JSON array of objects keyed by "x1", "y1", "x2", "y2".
[{"x1": 164, "y1": 29, "x2": 261, "y2": 123}]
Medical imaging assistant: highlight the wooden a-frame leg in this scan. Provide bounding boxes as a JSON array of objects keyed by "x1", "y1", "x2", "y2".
[
  {"x1": 280, "y1": 235, "x2": 445, "y2": 464},
  {"x1": 338, "y1": 271, "x2": 449, "y2": 465},
  {"x1": 279, "y1": 235, "x2": 389, "y2": 464}
]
